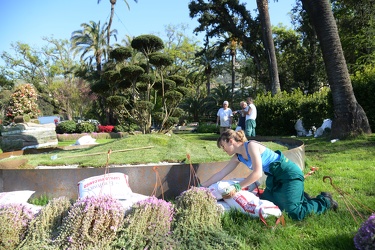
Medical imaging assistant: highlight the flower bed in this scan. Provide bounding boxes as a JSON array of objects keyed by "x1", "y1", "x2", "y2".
[{"x1": 0, "y1": 188, "x2": 244, "y2": 249}]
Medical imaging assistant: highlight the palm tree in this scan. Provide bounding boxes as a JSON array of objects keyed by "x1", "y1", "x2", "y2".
[
  {"x1": 301, "y1": 0, "x2": 371, "y2": 138},
  {"x1": 71, "y1": 20, "x2": 117, "y2": 72},
  {"x1": 97, "y1": 0, "x2": 138, "y2": 45},
  {"x1": 256, "y1": 0, "x2": 280, "y2": 95}
]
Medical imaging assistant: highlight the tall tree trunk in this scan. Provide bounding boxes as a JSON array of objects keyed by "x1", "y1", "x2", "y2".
[
  {"x1": 231, "y1": 49, "x2": 236, "y2": 105},
  {"x1": 205, "y1": 64, "x2": 212, "y2": 95},
  {"x1": 256, "y1": 0, "x2": 280, "y2": 95},
  {"x1": 107, "y1": 0, "x2": 116, "y2": 45},
  {"x1": 302, "y1": 0, "x2": 371, "y2": 138}
]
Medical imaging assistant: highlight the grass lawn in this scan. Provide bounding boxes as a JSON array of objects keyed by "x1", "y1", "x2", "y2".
[{"x1": 2, "y1": 133, "x2": 375, "y2": 249}]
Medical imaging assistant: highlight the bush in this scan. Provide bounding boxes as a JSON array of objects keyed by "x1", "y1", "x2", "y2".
[
  {"x1": 76, "y1": 122, "x2": 96, "y2": 133},
  {"x1": 56, "y1": 120, "x2": 77, "y2": 134},
  {"x1": 98, "y1": 125, "x2": 115, "y2": 133},
  {"x1": 196, "y1": 123, "x2": 219, "y2": 133},
  {"x1": 255, "y1": 88, "x2": 332, "y2": 136},
  {"x1": 352, "y1": 67, "x2": 375, "y2": 131}
]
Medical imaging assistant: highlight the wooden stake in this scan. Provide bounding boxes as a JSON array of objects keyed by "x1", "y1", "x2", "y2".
[{"x1": 52, "y1": 146, "x2": 154, "y2": 160}]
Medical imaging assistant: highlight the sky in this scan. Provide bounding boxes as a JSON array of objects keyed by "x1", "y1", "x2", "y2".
[{"x1": 0, "y1": 0, "x2": 294, "y2": 58}]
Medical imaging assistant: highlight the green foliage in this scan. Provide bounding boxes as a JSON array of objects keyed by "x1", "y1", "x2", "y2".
[
  {"x1": 113, "y1": 196, "x2": 176, "y2": 249},
  {"x1": 55, "y1": 120, "x2": 77, "y2": 134},
  {"x1": 352, "y1": 67, "x2": 375, "y2": 131},
  {"x1": 196, "y1": 123, "x2": 219, "y2": 133},
  {"x1": 28, "y1": 194, "x2": 50, "y2": 206},
  {"x1": 255, "y1": 88, "x2": 332, "y2": 136},
  {"x1": 5, "y1": 84, "x2": 40, "y2": 121},
  {"x1": 0, "y1": 204, "x2": 33, "y2": 249},
  {"x1": 19, "y1": 197, "x2": 72, "y2": 249},
  {"x1": 54, "y1": 195, "x2": 124, "y2": 250},
  {"x1": 109, "y1": 46, "x2": 132, "y2": 61},
  {"x1": 76, "y1": 122, "x2": 96, "y2": 133},
  {"x1": 131, "y1": 34, "x2": 164, "y2": 55}
]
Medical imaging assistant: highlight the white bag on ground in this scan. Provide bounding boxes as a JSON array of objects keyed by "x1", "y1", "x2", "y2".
[
  {"x1": 0, "y1": 190, "x2": 35, "y2": 205},
  {"x1": 118, "y1": 192, "x2": 149, "y2": 215},
  {"x1": 73, "y1": 135, "x2": 98, "y2": 145},
  {"x1": 208, "y1": 179, "x2": 261, "y2": 200},
  {"x1": 78, "y1": 172, "x2": 132, "y2": 199},
  {"x1": 216, "y1": 181, "x2": 282, "y2": 219}
]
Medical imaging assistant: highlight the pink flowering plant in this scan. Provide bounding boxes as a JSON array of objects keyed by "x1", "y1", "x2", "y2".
[
  {"x1": 6, "y1": 84, "x2": 40, "y2": 121},
  {"x1": 0, "y1": 203, "x2": 34, "y2": 249},
  {"x1": 54, "y1": 195, "x2": 124, "y2": 249},
  {"x1": 354, "y1": 213, "x2": 375, "y2": 250},
  {"x1": 113, "y1": 196, "x2": 176, "y2": 249}
]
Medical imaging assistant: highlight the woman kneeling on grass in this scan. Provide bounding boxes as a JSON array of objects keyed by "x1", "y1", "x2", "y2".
[{"x1": 200, "y1": 129, "x2": 338, "y2": 221}]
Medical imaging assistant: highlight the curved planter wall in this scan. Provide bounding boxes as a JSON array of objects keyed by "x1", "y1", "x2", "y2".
[{"x1": 0, "y1": 137, "x2": 305, "y2": 200}]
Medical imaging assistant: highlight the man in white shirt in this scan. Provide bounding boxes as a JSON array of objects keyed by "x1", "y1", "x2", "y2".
[
  {"x1": 245, "y1": 97, "x2": 257, "y2": 137},
  {"x1": 216, "y1": 101, "x2": 233, "y2": 134}
]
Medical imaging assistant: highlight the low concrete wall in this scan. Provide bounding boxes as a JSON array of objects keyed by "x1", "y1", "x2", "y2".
[{"x1": 0, "y1": 138, "x2": 305, "y2": 200}]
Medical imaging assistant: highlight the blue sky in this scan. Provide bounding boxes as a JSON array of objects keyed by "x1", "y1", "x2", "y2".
[{"x1": 0, "y1": 0, "x2": 294, "y2": 55}]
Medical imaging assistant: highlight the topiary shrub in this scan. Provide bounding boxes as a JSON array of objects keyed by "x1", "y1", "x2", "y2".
[{"x1": 55, "y1": 120, "x2": 76, "y2": 134}]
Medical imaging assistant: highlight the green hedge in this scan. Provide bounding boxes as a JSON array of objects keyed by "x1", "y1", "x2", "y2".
[
  {"x1": 352, "y1": 67, "x2": 375, "y2": 131},
  {"x1": 255, "y1": 88, "x2": 333, "y2": 136}
]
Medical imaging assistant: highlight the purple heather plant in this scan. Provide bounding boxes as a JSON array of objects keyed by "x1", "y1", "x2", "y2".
[
  {"x1": 19, "y1": 196, "x2": 72, "y2": 249},
  {"x1": 172, "y1": 187, "x2": 243, "y2": 249},
  {"x1": 0, "y1": 203, "x2": 34, "y2": 249},
  {"x1": 113, "y1": 196, "x2": 176, "y2": 249},
  {"x1": 54, "y1": 195, "x2": 124, "y2": 249},
  {"x1": 354, "y1": 213, "x2": 375, "y2": 250}
]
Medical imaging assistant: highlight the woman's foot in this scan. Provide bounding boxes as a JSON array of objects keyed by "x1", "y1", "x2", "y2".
[{"x1": 320, "y1": 192, "x2": 338, "y2": 211}]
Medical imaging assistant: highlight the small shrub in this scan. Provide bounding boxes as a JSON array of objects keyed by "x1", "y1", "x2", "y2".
[
  {"x1": 76, "y1": 122, "x2": 96, "y2": 133},
  {"x1": 55, "y1": 120, "x2": 76, "y2": 134},
  {"x1": 172, "y1": 187, "x2": 242, "y2": 249},
  {"x1": 28, "y1": 194, "x2": 50, "y2": 206},
  {"x1": 98, "y1": 125, "x2": 115, "y2": 133},
  {"x1": 196, "y1": 123, "x2": 219, "y2": 133},
  {"x1": 0, "y1": 203, "x2": 34, "y2": 249},
  {"x1": 54, "y1": 195, "x2": 124, "y2": 249},
  {"x1": 113, "y1": 196, "x2": 176, "y2": 249},
  {"x1": 354, "y1": 213, "x2": 375, "y2": 250}
]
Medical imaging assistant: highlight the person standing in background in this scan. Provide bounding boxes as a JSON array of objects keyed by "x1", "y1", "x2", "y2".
[
  {"x1": 233, "y1": 101, "x2": 247, "y2": 131},
  {"x1": 216, "y1": 101, "x2": 233, "y2": 134},
  {"x1": 245, "y1": 97, "x2": 257, "y2": 137}
]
